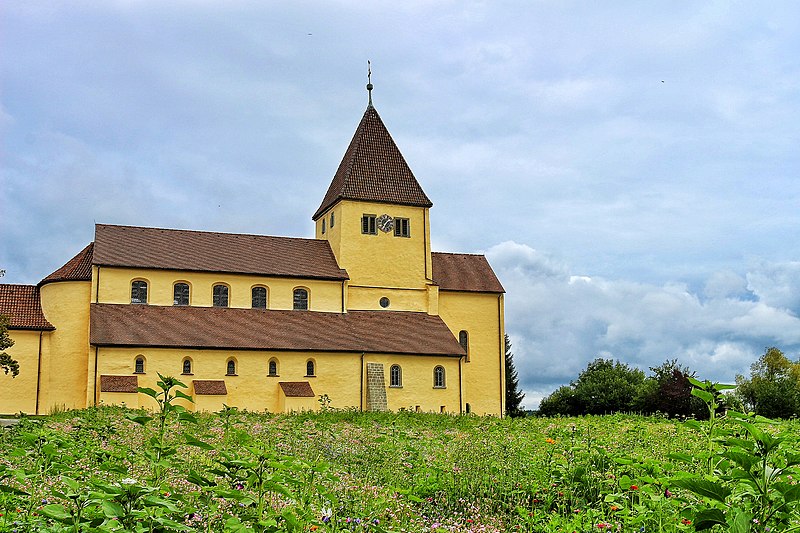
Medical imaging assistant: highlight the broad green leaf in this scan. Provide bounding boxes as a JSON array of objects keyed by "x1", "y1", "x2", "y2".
[
  {"x1": 184, "y1": 434, "x2": 213, "y2": 450},
  {"x1": 672, "y1": 477, "x2": 731, "y2": 503},
  {"x1": 40, "y1": 503, "x2": 72, "y2": 522},
  {"x1": 667, "y1": 452, "x2": 694, "y2": 464},
  {"x1": 693, "y1": 508, "x2": 727, "y2": 531},
  {"x1": 729, "y1": 510, "x2": 753, "y2": 533},
  {"x1": 137, "y1": 387, "x2": 158, "y2": 398},
  {"x1": 691, "y1": 389, "x2": 713, "y2": 403},
  {"x1": 101, "y1": 500, "x2": 125, "y2": 518},
  {"x1": 0, "y1": 483, "x2": 28, "y2": 495}
]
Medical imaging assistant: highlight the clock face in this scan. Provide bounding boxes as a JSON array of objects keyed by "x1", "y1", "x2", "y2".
[{"x1": 376, "y1": 214, "x2": 394, "y2": 233}]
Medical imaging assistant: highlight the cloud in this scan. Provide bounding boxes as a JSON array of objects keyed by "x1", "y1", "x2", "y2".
[{"x1": 488, "y1": 241, "x2": 800, "y2": 409}]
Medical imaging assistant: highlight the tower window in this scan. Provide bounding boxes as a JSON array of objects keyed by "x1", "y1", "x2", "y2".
[
  {"x1": 322, "y1": 219, "x2": 326, "y2": 234},
  {"x1": 434, "y1": 365, "x2": 446, "y2": 388},
  {"x1": 252, "y1": 286, "x2": 267, "y2": 309},
  {"x1": 361, "y1": 214, "x2": 377, "y2": 235},
  {"x1": 293, "y1": 288, "x2": 309, "y2": 310},
  {"x1": 131, "y1": 280, "x2": 148, "y2": 304},
  {"x1": 394, "y1": 218, "x2": 410, "y2": 238},
  {"x1": 330, "y1": 212, "x2": 335, "y2": 228},
  {"x1": 390, "y1": 364, "x2": 402, "y2": 387},
  {"x1": 213, "y1": 284, "x2": 229, "y2": 307},
  {"x1": 459, "y1": 330, "x2": 469, "y2": 362},
  {"x1": 173, "y1": 283, "x2": 189, "y2": 306}
]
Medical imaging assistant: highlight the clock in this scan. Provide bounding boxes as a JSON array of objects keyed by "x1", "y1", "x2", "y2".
[{"x1": 376, "y1": 214, "x2": 394, "y2": 233}]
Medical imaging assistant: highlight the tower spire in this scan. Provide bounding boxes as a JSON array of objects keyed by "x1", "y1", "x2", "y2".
[{"x1": 366, "y1": 60, "x2": 373, "y2": 107}]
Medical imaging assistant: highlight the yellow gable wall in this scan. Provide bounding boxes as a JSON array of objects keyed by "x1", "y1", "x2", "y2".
[
  {"x1": 39, "y1": 281, "x2": 92, "y2": 413},
  {"x1": 437, "y1": 291, "x2": 505, "y2": 416},
  {"x1": 0, "y1": 329, "x2": 43, "y2": 414},
  {"x1": 317, "y1": 201, "x2": 432, "y2": 290},
  {"x1": 94, "y1": 347, "x2": 461, "y2": 413},
  {"x1": 94, "y1": 267, "x2": 345, "y2": 312}
]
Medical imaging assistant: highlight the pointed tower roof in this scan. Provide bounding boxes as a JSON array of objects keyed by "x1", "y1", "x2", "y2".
[{"x1": 313, "y1": 105, "x2": 433, "y2": 220}]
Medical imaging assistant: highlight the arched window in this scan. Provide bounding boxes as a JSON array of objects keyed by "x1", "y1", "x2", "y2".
[
  {"x1": 293, "y1": 288, "x2": 309, "y2": 310},
  {"x1": 226, "y1": 359, "x2": 236, "y2": 376},
  {"x1": 134, "y1": 356, "x2": 145, "y2": 374},
  {"x1": 252, "y1": 286, "x2": 267, "y2": 309},
  {"x1": 173, "y1": 283, "x2": 190, "y2": 306},
  {"x1": 459, "y1": 330, "x2": 469, "y2": 362},
  {"x1": 390, "y1": 364, "x2": 402, "y2": 387},
  {"x1": 131, "y1": 280, "x2": 148, "y2": 304},
  {"x1": 213, "y1": 284, "x2": 229, "y2": 307},
  {"x1": 268, "y1": 359, "x2": 278, "y2": 377},
  {"x1": 306, "y1": 359, "x2": 315, "y2": 377},
  {"x1": 182, "y1": 358, "x2": 192, "y2": 375},
  {"x1": 433, "y1": 366, "x2": 446, "y2": 388}
]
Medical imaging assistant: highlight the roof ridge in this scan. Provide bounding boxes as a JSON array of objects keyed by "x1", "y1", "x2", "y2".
[{"x1": 95, "y1": 223, "x2": 320, "y2": 243}]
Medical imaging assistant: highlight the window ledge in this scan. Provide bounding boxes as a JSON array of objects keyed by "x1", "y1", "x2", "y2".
[
  {"x1": 305, "y1": 375, "x2": 316, "y2": 378},
  {"x1": 389, "y1": 385, "x2": 403, "y2": 389},
  {"x1": 181, "y1": 373, "x2": 194, "y2": 376},
  {"x1": 267, "y1": 374, "x2": 280, "y2": 378},
  {"x1": 433, "y1": 386, "x2": 446, "y2": 389},
  {"x1": 226, "y1": 373, "x2": 238, "y2": 377},
  {"x1": 133, "y1": 371, "x2": 145, "y2": 375}
]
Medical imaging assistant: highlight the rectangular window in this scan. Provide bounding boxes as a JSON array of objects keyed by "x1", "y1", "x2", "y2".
[
  {"x1": 394, "y1": 218, "x2": 410, "y2": 237},
  {"x1": 361, "y1": 214, "x2": 377, "y2": 235}
]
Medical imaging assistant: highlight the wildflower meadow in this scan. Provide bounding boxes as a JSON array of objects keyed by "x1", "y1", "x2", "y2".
[{"x1": 1, "y1": 375, "x2": 798, "y2": 532}]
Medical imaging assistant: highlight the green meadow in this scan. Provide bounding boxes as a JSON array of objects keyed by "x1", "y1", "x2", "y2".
[{"x1": 1, "y1": 380, "x2": 798, "y2": 532}]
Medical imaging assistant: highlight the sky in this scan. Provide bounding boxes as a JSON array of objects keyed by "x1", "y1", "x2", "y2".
[{"x1": 2, "y1": 1, "x2": 800, "y2": 409}]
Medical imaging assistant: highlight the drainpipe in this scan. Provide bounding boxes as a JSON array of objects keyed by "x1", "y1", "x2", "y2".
[
  {"x1": 498, "y1": 295, "x2": 504, "y2": 418},
  {"x1": 359, "y1": 352, "x2": 365, "y2": 412},
  {"x1": 35, "y1": 330, "x2": 43, "y2": 415},
  {"x1": 458, "y1": 354, "x2": 464, "y2": 415},
  {"x1": 93, "y1": 346, "x2": 99, "y2": 406},
  {"x1": 95, "y1": 267, "x2": 100, "y2": 303}
]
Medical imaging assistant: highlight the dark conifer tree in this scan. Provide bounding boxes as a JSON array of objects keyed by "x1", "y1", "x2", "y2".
[{"x1": 504, "y1": 334, "x2": 525, "y2": 417}]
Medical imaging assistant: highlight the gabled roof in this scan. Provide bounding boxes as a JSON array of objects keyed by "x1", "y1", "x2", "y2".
[
  {"x1": 93, "y1": 224, "x2": 348, "y2": 281},
  {"x1": 0, "y1": 284, "x2": 55, "y2": 330},
  {"x1": 431, "y1": 252, "x2": 505, "y2": 293},
  {"x1": 90, "y1": 304, "x2": 465, "y2": 356},
  {"x1": 40, "y1": 243, "x2": 94, "y2": 286},
  {"x1": 313, "y1": 105, "x2": 432, "y2": 220}
]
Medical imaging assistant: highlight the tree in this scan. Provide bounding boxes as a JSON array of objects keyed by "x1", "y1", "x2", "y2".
[
  {"x1": 640, "y1": 359, "x2": 705, "y2": 418},
  {"x1": 538, "y1": 385, "x2": 578, "y2": 416},
  {"x1": 571, "y1": 358, "x2": 646, "y2": 415},
  {"x1": 504, "y1": 334, "x2": 525, "y2": 417},
  {"x1": 0, "y1": 314, "x2": 19, "y2": 378},
  {"x1": 736, "y1": 347, "x2": 800, "y2": 419}
]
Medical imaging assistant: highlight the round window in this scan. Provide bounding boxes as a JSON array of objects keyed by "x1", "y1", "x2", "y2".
[{"x1": 379, "y1": 297, "x2": 390, "y2": 308}]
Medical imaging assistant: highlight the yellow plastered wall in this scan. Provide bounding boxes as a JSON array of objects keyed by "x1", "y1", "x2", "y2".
[
  {"x1": 39, "y1": 281, "x2": 92, "y2": 413},
  {"x1": 369, "y1": 355, "x2": 461, "y2": 413},
  {"x1": 317, "y1": 201, "x2": 432, "y2": 290},
  {"x1": 95, "y1": 268, "x2": 344, "y2": 312},
  {"x1": 437, "y1": 291, "x2": 505, "y2": 416},
  {"x1": 346, "y1": 287, "x2": 428, "y2": 312},
  {"x1": 0, "y1": 329, "x2": 44, "y2": 414},
  {"x1": 279, "y1": 395, "x2": 318, "y2": 413},
  {"x1": 93, "y1": 347, "x2": 464, "y2": 413}
]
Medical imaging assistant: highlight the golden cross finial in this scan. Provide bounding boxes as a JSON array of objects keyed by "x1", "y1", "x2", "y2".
[{"x1": 367, "y1": 60, "x2": 373, "y2": 106}]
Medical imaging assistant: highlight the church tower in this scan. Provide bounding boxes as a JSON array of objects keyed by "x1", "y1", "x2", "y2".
[{"x1": 313, "y1": 86, "x2": 437, "y2": 313}]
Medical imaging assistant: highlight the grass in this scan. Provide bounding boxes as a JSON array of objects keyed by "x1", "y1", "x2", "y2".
[{"x1": 0, "y1": 401, "x2": 798, "y2": 532}]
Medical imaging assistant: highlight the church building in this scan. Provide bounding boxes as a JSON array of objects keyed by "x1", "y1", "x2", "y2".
[{"x1": 0, "y1": 91, "x2": 506, "y2": 416}]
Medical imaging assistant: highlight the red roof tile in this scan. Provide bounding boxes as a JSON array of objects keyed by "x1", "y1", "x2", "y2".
[
  {"x1": 100, "y1": 375, "x2": 138, "y2": 393},
  {"x1": 313, "y1": 105, "x2": 432, "y2": 220},
  {"x1": 93, "y1": 224, "x2": 348, "y2": 281},
  {"x1": 431, "y1": 253, "x2": 505, "y2": 293},
  {"x1": 192, "y1": 380, "x2": 227, "y2": 395},
  {"x1": 0, "y1": 284, "x2": 55, "y2": 330},
  {"x1": 279, "y1": 381, "x2": 315, "y2": 398},
  {"x1": 40, "y1": 243, "x2": 94, "y2": 286},
  {"x1": 90, "y1": 304, "x2": 465, "y2": 356}
]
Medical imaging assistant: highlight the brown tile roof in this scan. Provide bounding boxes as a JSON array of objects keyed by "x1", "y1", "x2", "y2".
[
  {"x1": 192, "y1": 380, "x2": 227, "y2": 395},
  {"x1": 100, "y1": 375, "x2": 138, "y2": 393},
  {"x1": 40, "y1": 243, "x2": 94, "y2": 286},
  {"x1": 93, "y1": 224, "x2": 348, "y2": 281},
  {"x1": 431, "y1": 252, "x2": 505, "y2": 293},
  {"x1": 279, "y1": 381, "x2": 315, "y2": 398},
  {"x1": 313, "y1": 105, "x2": 433, "y2": 220},
  {"x1": 90, "y1": 304, "x2": 465, "y2": 356},
  {"x1": 0, "y1": 284, "x2": 55, "y2": 330}
]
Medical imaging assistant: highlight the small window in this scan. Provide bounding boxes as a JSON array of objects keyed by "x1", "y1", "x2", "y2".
[
  {"x1": 394, "y1": 218, "x2": 410, "y2": 238},
  {"x1": 134, "y1": 356, "x2": 145, "y2": 374},
  {"x1": 380, "y1": 297, "x2": 390, "y2": 308},
  {"x1": 390, "y1": 364, "x2": 402, "y2": 387},
  {"x1": 182, "y1": 358, "x2": 193, "y2": 375},
  {"x1": 434, "y1": 365, "x2": 446, "y2": 388},
  {"x1": 226, "y1": 359, "x2": 236, "y2": 376},
  {"x1": 268, "y1": 359, "x2": 278, "y2": 376},
  {"x1": 361, "y1": 214, "x2": 377, "y2": 235},
  {"x1": 213, "y1": 284, "x2": 229, "y2": 307},
  {"x1": 131, "y1": 280, "x2": 148, "y2": 304},
  {"x1": 459, "y1": 330, "x2": 469, "y2": 362},
  {"x1": 293, "y1": 288, "x2": 309, "y2": 310},
  {"x1": 330, "y1": 212, "x2": 335, "y2": 228},
  {"x1": 252, "y1": 286, "x2": 267, "y2": 309},
  {"x1": 306, "y1": 359, "x2": 315, "y2": 377},
  {"x1": 322, "y1": 219, "x2": 326, "y2": 234},
  {"x1": 174, "y1": 283, "x2": 190, "y2": 306}
]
